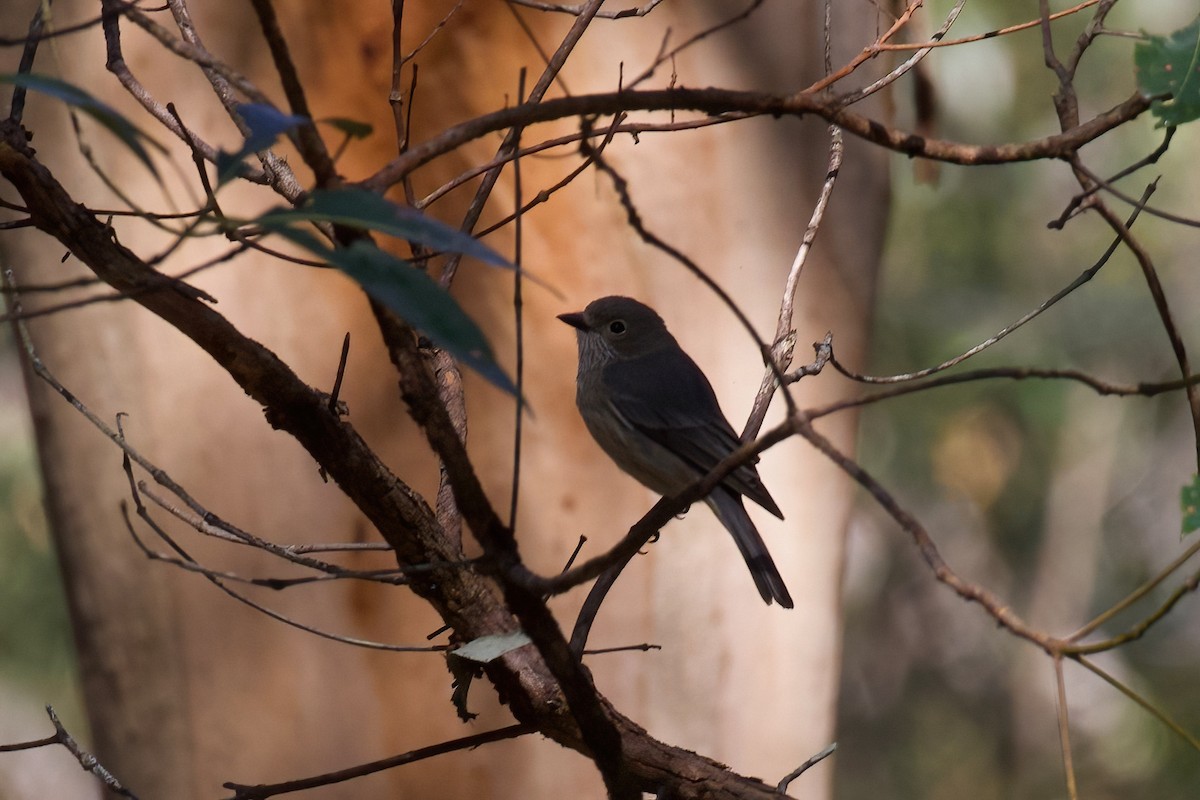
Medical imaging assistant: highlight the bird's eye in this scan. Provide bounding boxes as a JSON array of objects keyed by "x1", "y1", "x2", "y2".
[{"x1": 608, "y1": 320, "x2": 627, "y2": 336}]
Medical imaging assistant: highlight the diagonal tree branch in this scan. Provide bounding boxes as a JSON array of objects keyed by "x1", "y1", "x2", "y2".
[{"x1": 0, "y1": 113, "x2": 800, "y2": 800}]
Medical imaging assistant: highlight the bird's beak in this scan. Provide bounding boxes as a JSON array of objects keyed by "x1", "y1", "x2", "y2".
[{"x1": 557, "y1": 311, "x2": 587, "y2": 331}]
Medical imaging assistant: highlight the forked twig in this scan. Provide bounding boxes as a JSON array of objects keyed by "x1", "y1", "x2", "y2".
[{"x1": 0, "y1": 707, "x2": 138, "y2": 798}]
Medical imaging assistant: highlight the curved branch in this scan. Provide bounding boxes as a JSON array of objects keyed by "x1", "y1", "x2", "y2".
[{"x1": 362, "y1": 88, "x2": 1152, "y2": 191}]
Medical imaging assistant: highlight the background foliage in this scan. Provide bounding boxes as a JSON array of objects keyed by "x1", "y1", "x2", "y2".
[{"x1": 839, "y1": 2, "x2": 1200, "y2": 797}]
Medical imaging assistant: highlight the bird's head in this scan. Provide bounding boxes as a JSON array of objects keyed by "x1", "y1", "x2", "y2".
[{"x1": 557, "y1": 295, "x2": 674, "y2": 359}]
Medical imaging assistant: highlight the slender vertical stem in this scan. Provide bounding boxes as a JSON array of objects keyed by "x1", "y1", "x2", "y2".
[
  {"x1": 438, "y1": 0, "x2": 607, "y2": 289},
  {"x1": 509, "y1": 70, "x2": 527, "y2": 529},
  {"x1": 1054, "y1": 655, "x2": 1079, "y2": 800}
]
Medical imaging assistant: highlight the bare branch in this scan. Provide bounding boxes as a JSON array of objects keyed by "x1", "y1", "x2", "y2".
[
  {"x1": 744, "y1": 123, "x2": 842, "y2": 440},
  {"x1": 223, "y1": 724, "x2": 534, "y2": 800},
  {"x1": 246, "y1": 0, "x2": 337, "y2": 185},
  {"x1": 777, "y1": 743, "x2": 837, "y2": 793},
  {"x1": 362, "y1": 88, "x2": 1152, "y2": 193},
  {"x1": 0, "y1": 707, "x2": 138, "y2": 798},
  {"x1": 506, "y1": 0, "x2": 665, "y2": 20},
  {"x1": 1054, "y1": 656, "x2": 1080, "y2": 800},
  {"x1": 877, "y1": 0, "x2": 1102, "y2": 52},
  {"x1": 1073, "y1": 656, "x2": 1200, "y2": 754},
  {"x1": 829, "y1": 182, "x2": 1157, "y2": 384}
]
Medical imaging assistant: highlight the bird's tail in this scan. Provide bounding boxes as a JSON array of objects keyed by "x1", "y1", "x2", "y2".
[{"x1": 709, "y1": 489, "x2": 794, "y2": 608}]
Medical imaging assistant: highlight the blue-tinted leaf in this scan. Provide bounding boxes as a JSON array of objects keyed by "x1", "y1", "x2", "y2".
[
  {"x1": 1135, "y1": 15, "x2": 1200, "y2": 127},
  {"x1": 322, "y1": 117, "x2": 373, "y2": 139},
  {"x1": 263, "y1": 225, "x2": 329, "y2": 258},
  {"x1": 239, "y1": 103, "x2": 309, "y2": 151},
  {"x1": 258, "y1": 188, "x2": 512, "y2": 268},
  {"x1": 0, "y1": 73, "x2": 161, "y2": 175},
  {"x1": 265, "y1": 227, "x2": 516, "y2": 395},
  {"x1": 1181, "y1": 473, "x2": 1200, "y2": 538},
  {"x1": 216, "y1": 102, "x2": 309, "y2": 184}
]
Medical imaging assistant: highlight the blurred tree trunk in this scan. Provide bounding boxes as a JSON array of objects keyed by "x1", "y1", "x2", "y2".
[{"x1": 4, "y1": 1, "x2": 889, "y2": 797}]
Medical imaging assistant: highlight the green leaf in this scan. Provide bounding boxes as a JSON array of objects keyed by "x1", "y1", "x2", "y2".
[
  {"x1": 1135, "y1": 15, "x2": 1200, "y2": 127},
  {"x1": 321, "y1": 117, "x2": 373, "y2": 139},
  {"x1": 1181, "y1": 473, "x2": 1200, "y2": 537},
  {"x1": 451, "y1": 631, "x2": 532, "y2": 663},
  {"x1": 258, "y1": 188, "x2": 512, "y2": 268},
  {"x1": 216, "y1": 102, "x2": 309, "y2": 184},
  {"x1": 330, "y1": 243, "x2": 516, "y2": 395},
  {"x1": 0, "y1": 73, "x2": 162, "y2": 175},
  {"x1": 264, "y1": 226, "x2": 516, "y2": 395}
]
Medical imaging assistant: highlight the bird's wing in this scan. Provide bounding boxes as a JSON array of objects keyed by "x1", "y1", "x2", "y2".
[{"x1": 602, "y1": 347, "x2": 783, "y2": 517}]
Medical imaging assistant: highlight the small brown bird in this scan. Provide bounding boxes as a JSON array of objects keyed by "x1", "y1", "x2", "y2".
[{"x1": 559, "y1": 296, "x2": 792, "y2": 607}]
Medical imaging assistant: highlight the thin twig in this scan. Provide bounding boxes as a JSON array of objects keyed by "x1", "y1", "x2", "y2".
[
  {"x1": 124, "y1": 533, "x2": 409, "y2": 590},
  {"x1": 283, "y1": 541, "x2": 394, "y2": 554},
  {"x1": 1074, "y1": 161, "x2": 1200, "y2": 229},
  {"x1": 1094, "y1": 201, "x2": 1200, "y2": 469},
  {"x1": 102, "y1": 1, "x2": 267, "y2": 183},
  {"x1": 134, "y1": 480, "x2": 433, "y2": 580},
  {"x1": 247, "y1": 0, "x2": 337, "y2": 186},
  {"x1": 777, "y1": 742, "x2": 837, "y2": 792},
  {"x1": 1073, "y1": 656, "x2": 1200, "y2": 753},
  {"x1": 7, "y1": 3, "x2": 47, "y2": 124},
  {"x1": 792, "y1": 412, "x2": 1050, "y2": 650},
  {"x1": 119, "y1": 499, "x2": 442, "y2": 653},
  {"x1": 1050, "y1": 127, "x2": 1174, "y2": 229},
  {"x1": 803, "y1": 0, "x2": 928, "y2": 95},
  {"x1": 743, "y1": 0, "x2": 842, "y2": 441},
  {"x1": 835, "y1": 0, "x2": 966, "y2": 107},
  {"x1": 744, "y1": 123, "x2": 841, "y2": 440},
  {"x1": 507, "y1": 0, "x2": 665, "y2": 20},
  {"x1": 475, "y1": 132, "x2": 618, "y2": 246},
  {"x1": 328, "y1": 332, "x2": 351, "y2": 414},
  {"x1": 6, "y1": 277, "x2": 408, "y2": 588},
  {"x1": 810, "y1": 363, "x2": 1200, "y2": 421},
  {"x1": 509, "y1": 71, "x2": 527, "y2": 529},
  {"x1": 161, "y1": 0, "x2": 305, "y2": 199},
  {"x1": 621, "y1": 0, "x2": 768, "y2": 91},
  {"x1": 1053, "y1": 656, "x2": 1079, "y2": 800},
  {"x1": 223, "y1": 724, "x2": 533, "y2": 799},
  {"x1": 830, "y1": 182, "x2": 1156, "y2": 384},
  {"x1": 877, "y1": 0, "x2": 1101, "y2": 52},
  {"x1": 1067, "y1": 532, "x2": 1200, "y2": 641},
  {"x1": 506, "y1": 1, "x2": 573, "y2": 97},
  {"x1": 1065, "y1": 561, "x2": 1200, "y2": 655},
  {"x1": 0, "y1": 8, "x2": 116, "y2": 48},
  {"x1": 437, "y1": 0, "x2": 608, "y2": 289},
  {"x1": 0, "y1": 707, "x2": 138, "y2": 798}
]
